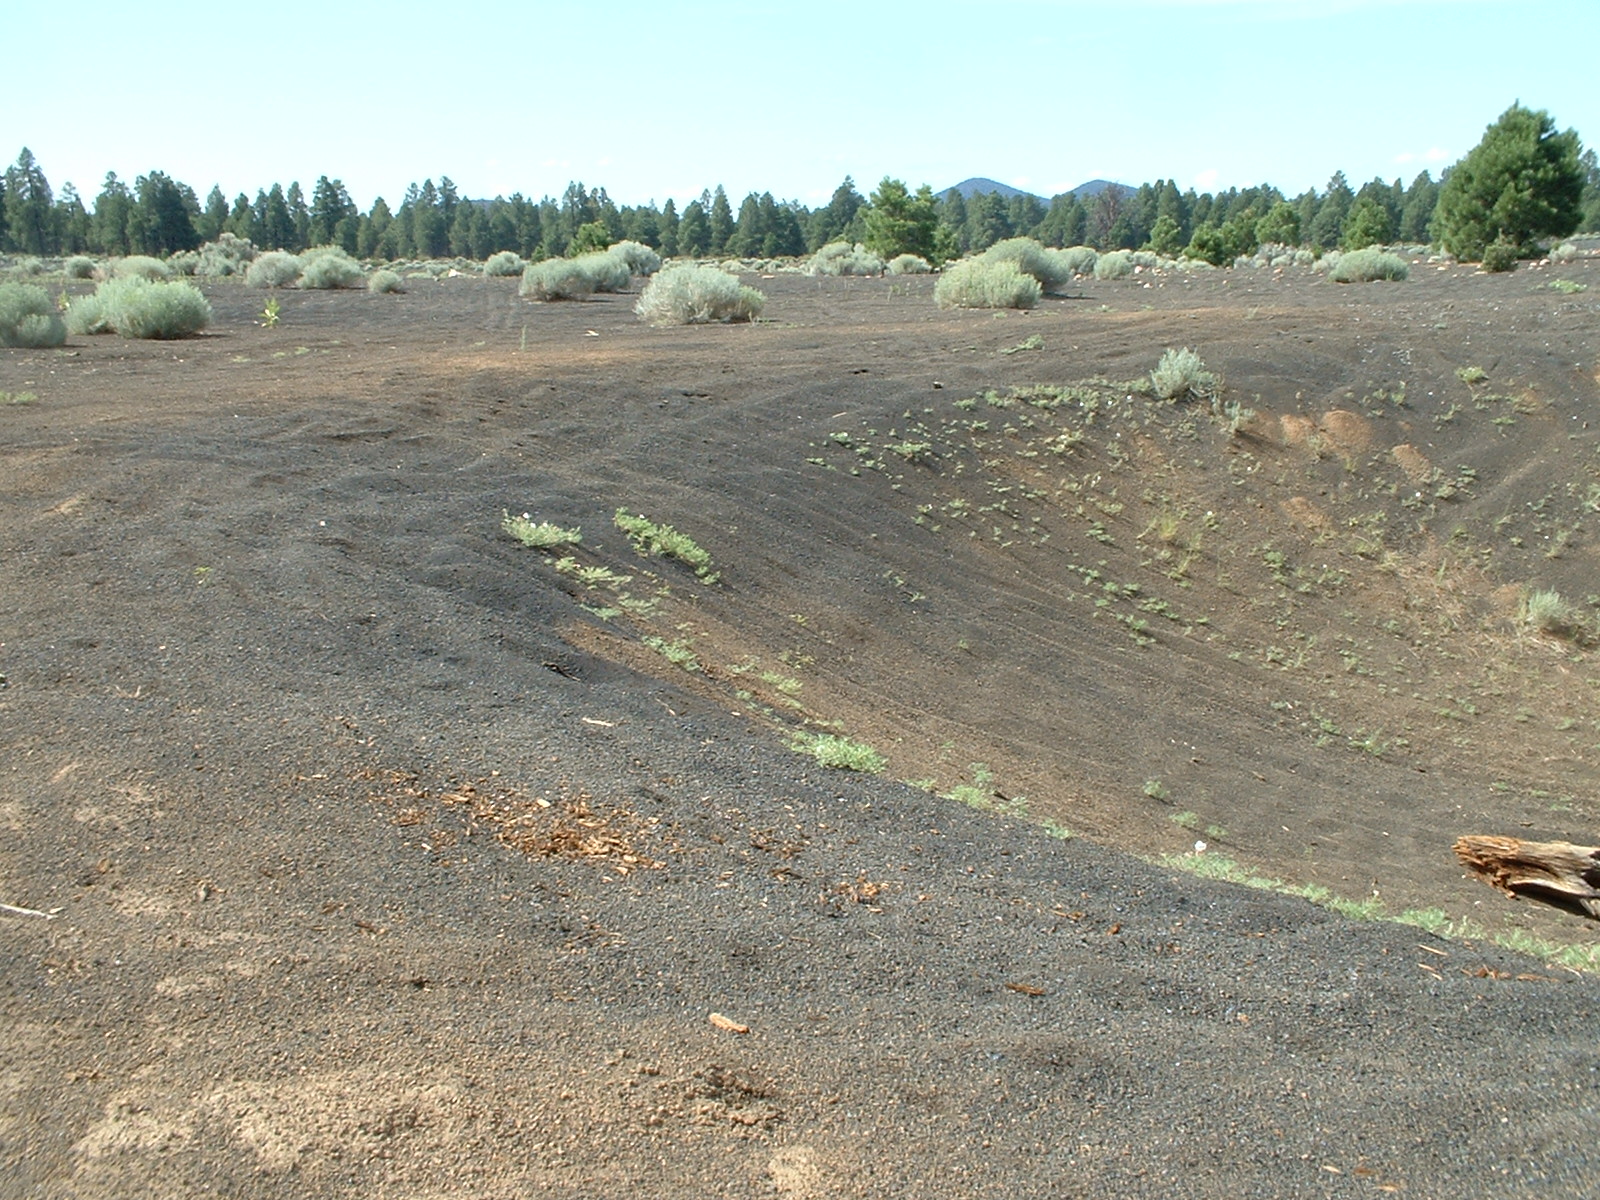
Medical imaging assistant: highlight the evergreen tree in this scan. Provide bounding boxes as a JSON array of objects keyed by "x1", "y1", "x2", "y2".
[
  {"x1": 1155, "y1": 180, "x2": 1188, "y2": 242},
  {"x1": 863, "y1": 177, "x2": 938, "y2": 261},
  {"x1": 1340, "y1": 196, "x2": 1392, "y2": 249},
  {"x1": 1578, "y1": 149, "x2": 1600, "y2": 232},
  {"x1": 1398, "y1": 172, "x2": 1439, "y2": 243},
  {"x1": 54, "y1": 183, "x2": 91, "y2": 252},
  {"x1": 131, "y1": 171, "x2": 199, "y2": 254},
  {"x1": 1086, "y1": 187, "x2": 1126, "y2": 249},
  {"x1": 92, "y1": 172, "x2": 134, "y2": 255},
  {"x1": 308, "y1": 176, "x2": 356, "y2": 248},
  {"x1": 449, "y1": 203, "x2": 480, "y2": 257},
  {"x1": 4, "y1": 148, "x2": 54, "y2": 254},
  {"x1": 678, "y1": 200, "x2": 709, "y2": 257},
  {"x1": 765, "y1": 195, "x2": 806, "y2": 257},
  {"x1": 707, "y1": 186, "x2": 734, "y2": 255},
  {"x1": 485, "y1": 199, "x2": 519, "y2": 255},
  {"x1": 658, "y1": 198, "x2": 679, "y2": 257},
  {"x1": 358, "y1": 197, "x2": 392, "y2": 258},
  {"x1": 224, "y1": 193, "x2": 253, "y2": 240},
  {"x1": 939, "y1": 189, "x2": 970, "y2": 252},
  {"x1": 806, "y1": 177, "x2": 864, "y2": 250},
  {"x1": 965, "y1": 191, "x2": 1011, "y2": 251},
  {"x1": 1006, "y1": 192, "x2": 1047, "y2": 239},
  {"x1": 259, "y1": 184, "x2": 296, "y2": 250},
  {"x1": 1306, "y1": 171, "x2": 1354, "y2": 249},
  {"x1": 412, "y1": 179, "x2": 448, "y2": 257},
  {"x1": 1147, "y1": 214, "x2": 1184, "y2": 255},
  {"x1": 1255, "y1": 200, "x2": 1302, "y2": 247},
  {"x1": 197, "y1": 185, "x2": 229, "y2": 242},
  {"x1": 729, "y1": 191, "x2": 765, "y2": 256},
  {"x1": 1434, "y1": 102, "x2": 1584, "y2": 259},
  {"x1": 286, "y1": 181, "x2": 310, "y2": 250}
]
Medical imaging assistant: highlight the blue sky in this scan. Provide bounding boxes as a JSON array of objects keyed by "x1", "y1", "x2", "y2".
[{"x1": 6, "y1": 0, "x2": 1596, "y2": 210}]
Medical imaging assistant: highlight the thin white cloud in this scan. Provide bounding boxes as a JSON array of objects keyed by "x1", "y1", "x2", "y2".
[{"x1": 1193, "y1": 168, "x2": 1220, "y2": 190}]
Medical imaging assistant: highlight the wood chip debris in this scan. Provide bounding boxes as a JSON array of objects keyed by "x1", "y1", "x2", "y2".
[{"x1": 709, "y1": 1012, "x2": 750, "y2": 1034}]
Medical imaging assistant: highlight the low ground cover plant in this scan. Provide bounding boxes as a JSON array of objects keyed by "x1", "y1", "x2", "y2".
[
  {"x1": 64, "y1": 255, "x2": 97, "y2": 279},
  {"x1": 933, "y1": 258, "x2": 1040, "y2": 310},
  {"x1": 367, "y1": 269, "x2": 404, "y2": 294},
  {"x1": 790, "y1": 730, "x2": 887, "y2": 773},
  {"x1": 1327, "y1": 247, "x2": 1410, "y2": 282},
  {"x1": 112, "y1": 255, "x2": 171, "y2": 281},
  {"x1": 887, "y1": 254, "x2": 931, "y2": 275},
  {"x1": 634, "y1": 264, "x2": 764, "y2": 326},
  {"x1": 614, "y1": 509, "x2": 718, "y2": 580},
  {"x1": 502, "y1": 512, "x2": 582, "y2": 549}
]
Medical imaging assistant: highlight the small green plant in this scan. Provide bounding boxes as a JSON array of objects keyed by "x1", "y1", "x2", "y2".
[
  {"x1": 1, "y1": 389, "x2": 38, "y2": 404},
  {"x1": 634, "y1": 264, "x2": 765, "y2": 326},
  {"x1": 642, "y1": 635, "x2": 701, "y2": 672},
  {"x1": 1327, "y1": 248, "x2": 1409, "y2": 282},
  {"x1": 0, "y1": 282, "x2": 67, "y2": 347},
  {"x1": 502, "y1": 512, "x2": 582, "y2": 550},
  {"x1": 1481, "y1": 237, "x2": 1519, "y2": 273},
  {"x1": 934, "y1": 259, "x2": 1041, "y2": 310},
  {"x1": 945, "y1": 763, "x2": 997, "y2": 809},
  {"x1": 1150, "y1": 347, "x2": 1215, "y2": 401},
  {"x1": 1169, "y1": 809, "x2": 1198, "y2": 829},
  {"x1": 614, "y1": 509, "x2": 717, "y2": 580},
  {"x1": 367, "y1": 269, "x2": 404, "y2": 295},
  {"x1": 1549, "y1": 278, "x2": 1587, "y2": 294},
  {"x1": 999, "y1": 334, "x2": 1044, "y2": 355},
  {"x1": 791, "y1": 730, "x2": 887, "y2": 773},
  {"x1": 261, "y1": 296, "x2": 281, "y2": 327},
  {"x1": 483, "y1": 250, "x2": 526, "y2": 277},
  {"x1": 1522, "y1": 587, "x2": 1588, "y2": 641},
  {"x1": 1143, "y1": 778, "x2": 1169, "y2": 801}
]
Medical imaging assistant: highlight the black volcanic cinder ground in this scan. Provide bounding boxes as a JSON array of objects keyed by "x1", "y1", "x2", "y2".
[{"x1": 3, "y1": 257, "x2": 1600, "y2": 1198}]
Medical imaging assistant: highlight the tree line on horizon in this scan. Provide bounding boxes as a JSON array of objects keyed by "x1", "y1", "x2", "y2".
[{"x1": 4, "y1": 106, "x2": 1597, "y2": 268}]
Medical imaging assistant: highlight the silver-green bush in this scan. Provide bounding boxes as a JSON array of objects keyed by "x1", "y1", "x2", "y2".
[
  {"x1": 634, "y1": 264, "x2": 765, "y2": 325},
  {"x1": 0, "y1": 282, "x2": 68, "y2": 348},
  {"x1": 483, "y1": 250, "x2": 525, "y2": 277},
  {"x1": 887, "y1": 253, "x2": 932, "y2": 275},
  {"x1": 166, "y1": 252, "x2": 200, "y2": 276},
  {"x1": 981, "y1": 237, "x2": 1075, "y2": 291},
  {"x1": 807, "y1": 242, "x2": 884, "y2": 276},
  {"x1": 1150, "y1": 347, "x2": 1215, "y2": 401},
  {"x1": 1327, "y1": 248, "x2": 1409, "y2": 283},
  {"x1": 608, "y1": 240, "x2": 661, "y2": 276},
  {"x1": 113, "y1": 256, "x2": 172, "y2": 281},
  {"x1": 298, "y1": 247, "x2": 366, "y2": 289},
  {"x1": 585, "y1": 251, "x2": 633, "y2": 293},
  {"x1": 64, "y1": 255, "x2": 97, "y2": 279},
  {"x1": 1057, "y1": 246, "x2": 1098, "y2": 275},
  {"x1": 933, "y1": 259, "x2": 1041, "y2": 310},
  {"x1": 245, "y1": 251, "x2": 304, "y2": 288},
  {"x1": 95, "y1": 276, "x2": 212, "y2": 339},
  {"x1": 197, "y1": 233, "x2": 257, "y2": 277},
  {"x1": 520, "y1": 256, "x2": 600, "y2": 300},
  {"x1": 1093, "y1": 250, "x2": 1134, "y2": 280},
  {"x1": 1550, "y1": 241, "x2": 1578, "y2": 263},
  {"x1": 367, "y1": 269, "x2": 404, "y2": 294},
  {"x1": 65, "y1": 292, "x2": 110, "y2": 334}
]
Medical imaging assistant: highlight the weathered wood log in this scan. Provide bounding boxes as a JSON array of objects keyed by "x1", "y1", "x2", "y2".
[{"x1": 1453, "y1": 836, "x2": 1600, "y2": 918}]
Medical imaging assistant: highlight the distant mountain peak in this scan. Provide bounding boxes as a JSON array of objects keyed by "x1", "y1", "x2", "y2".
[{"x1": 940, "y1": 177, "x2": 1129, "y2": 202}]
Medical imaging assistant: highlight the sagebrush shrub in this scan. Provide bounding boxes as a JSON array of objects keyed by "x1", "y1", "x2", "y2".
[
  {"x1": 1550, "y1": 241, "x2": 1578, "y2": 263},
  {"x1": 521, "y1": 256, "x2": 599, "y2": 300},
  {"x1": 197, "y1": 233, "x2": 257, "y2": 277},
  {"x1": 113, "y1": 255, "x2": 172, "y2": 280},
  {"x1": 245, "y1": 251, "x2": 304, "y2": 288},
  {"x1": 1523, "y1": 588, "x2": 1588, "y2": 641},
  {"x1": 933, "y1": 259, "x2": 1040, "y2": 310},
  {"x1": 1093, "y1": 250, "x2": 1134, "y2": 279},
  {"x1": 634, "y1": 264, "x2": 765, "y2": 325},
  {"x1": 298, "y1": 247, "x2": 366, "y2": 289},
  {"x1": 807, "y1": 242, "x2": 884, "y2": 276},
  {"x1": 1327, "y1": 248, "x2": 1410, "y2": 282},
  {"x1": 887, "y1": 253, "x2": 932, "y2": 275},
  {"x1": 64, "y1": 255, "x2": 97, "y2": 279},
  {"x1": 1057, "y1": 245, "x2": 1098, "y2": 275},
  {"x1": 65, "y1": 292, "x2": 110, "y2": 334},
  {"x1": 483, "y1": 250, "x2": 525, "y2": 277},
  {"x1": 95, "y1": 276, "x2": 212, "y2": 339},
  {"x1": 608, "y1": 240, "x2": 661, "y2": 276},
  {"x1": 1150, "y1": 347, "x2": 1215, "y2": 401},
  {"x1": 586, "y1": 251, "x2": 633, "y2": 293},
  {"x1": 166, "y1": 252, "x2": 200, "y2": 276},
  {"x1": 0, "y1": 282, "x2": 68, "y2": 348},
  {"x1": 981, "y1": 237, "x2": 1075, "y2": 291},
  {"x1": 367, "y1": 269, "x2": 404, "y2": 294}
]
